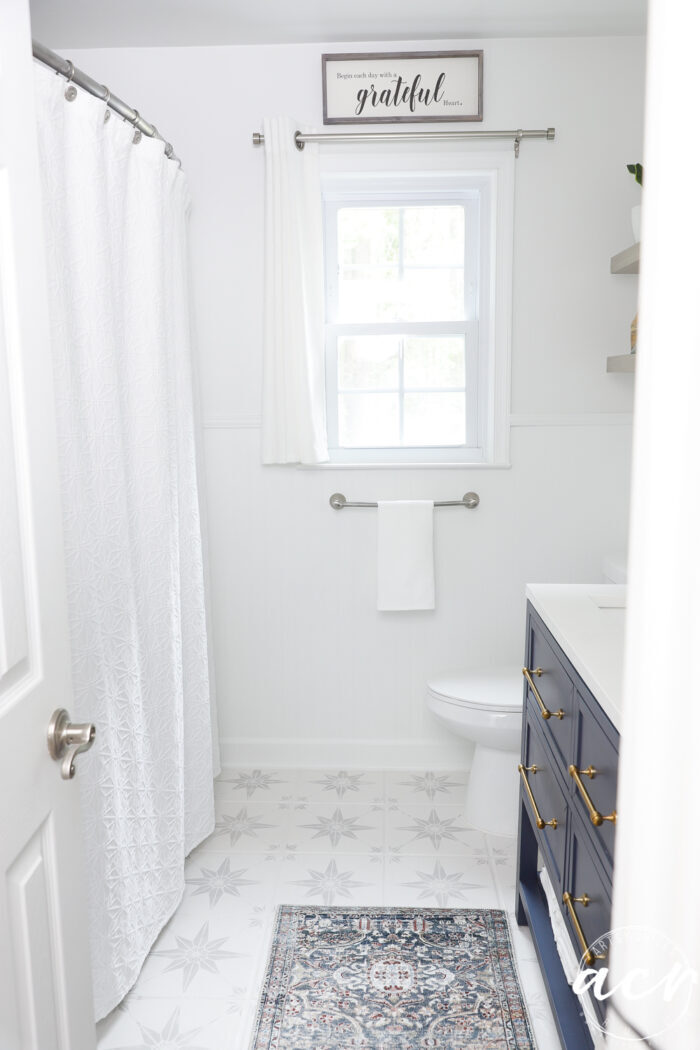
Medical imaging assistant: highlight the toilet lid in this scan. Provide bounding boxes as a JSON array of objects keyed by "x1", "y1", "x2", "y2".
[{"x1": 427, "y1": 668, "x2": 524, "y2": 713}]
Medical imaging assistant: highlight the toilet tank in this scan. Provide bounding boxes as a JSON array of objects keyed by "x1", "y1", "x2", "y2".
[{"x1": 603, "y1": 553, "x2": 627, "y2": 584}]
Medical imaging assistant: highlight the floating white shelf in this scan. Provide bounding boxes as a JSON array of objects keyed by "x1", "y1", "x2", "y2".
[
  {"x1": 606, "y1": 354, "x2": 636, "y2": 373},
  {"x1": 610, "y1": 242, "x2": 640, "y2": 275},
  {"x1": 608, "y1": 242, "x2": 640, "y2": 373}
]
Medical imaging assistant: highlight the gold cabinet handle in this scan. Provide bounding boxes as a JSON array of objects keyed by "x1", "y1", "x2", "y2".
[
  {"x1": 569, "y1": 765, "x2": 617, "y2": 827},
  {"x1": 522, "y1": 667, "x2": 564, "y2": 720},
  {"x1": 518, "y1": 763, "x2": 558, "y2": 831},
  {"x1": 563, "y1": 891, "x2": 607, "y2": 966}
]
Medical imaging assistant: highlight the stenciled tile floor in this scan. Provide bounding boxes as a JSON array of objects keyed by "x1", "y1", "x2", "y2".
[{"x1": 96, "y1": 768, "x2": 561, "y2": 1050}]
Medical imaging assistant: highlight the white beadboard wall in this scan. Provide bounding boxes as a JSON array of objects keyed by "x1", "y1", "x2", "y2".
[{"x1": 67, "y1": 36, "x2": 644, "y2": 769}]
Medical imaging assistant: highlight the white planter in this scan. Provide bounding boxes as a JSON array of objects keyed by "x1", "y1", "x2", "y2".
[{"x1": 631, "y1": 203, "x2": 642, "y2": 243}]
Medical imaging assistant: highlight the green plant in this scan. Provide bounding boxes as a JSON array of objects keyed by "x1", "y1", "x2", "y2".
[{"x1": 627, "y1": 162, "x2": 643, "y2": 187}]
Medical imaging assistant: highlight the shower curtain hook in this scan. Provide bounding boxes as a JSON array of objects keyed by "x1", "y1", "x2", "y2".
[
  {"x1": 63, "y1": 59, "x2": 77, "y2": 102},
  {"x1": 130, "y1": 109, "x2": 142, "y2": 144},
  {"x1": 514, "y1": 129, "x2": 523, "y2": 158},
  {"x1": 102, "y1": 86, "x2": 111, "y2": 123}
]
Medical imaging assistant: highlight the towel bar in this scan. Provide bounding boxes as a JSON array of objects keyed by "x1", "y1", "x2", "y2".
[{"x1": 329, "y1": 492, "x2": 480, "y2": 510}]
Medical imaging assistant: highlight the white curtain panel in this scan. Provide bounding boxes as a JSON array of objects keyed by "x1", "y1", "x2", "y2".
[
  {"x1": 33, "y1": 63, "x2": 217, "y2": 1020},
  {"x1": 607, "y1": 2, "x2": 700, "y2": 1046},
  {"x1": 261, "y1": 116, "x2": 328, "y2": 464}
]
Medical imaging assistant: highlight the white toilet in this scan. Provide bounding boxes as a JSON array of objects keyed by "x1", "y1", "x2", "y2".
[{"x1": 426, "y1": 668, "x2": 523, "y2": 838}]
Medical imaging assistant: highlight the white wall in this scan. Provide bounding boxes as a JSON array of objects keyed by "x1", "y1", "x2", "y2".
[{"x1": 67, "y1": 36, "x2": 645, "y2": 768}]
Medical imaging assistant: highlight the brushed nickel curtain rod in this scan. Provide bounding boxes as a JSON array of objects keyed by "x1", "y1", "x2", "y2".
[
  {"x1": 252, "y1": 127, "x2": 555, "y2": 157},
  {"x1": 32, "y1": 40, "x2": 180, "y2": 165}
]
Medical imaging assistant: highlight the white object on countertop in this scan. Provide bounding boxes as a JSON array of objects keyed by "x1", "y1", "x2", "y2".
[
  {"x1": 426, "y1": 668, "x2": 522, "y2": 837},
  {"x1": 377, "y1": 500, "x2": 435, "y2": 611}
]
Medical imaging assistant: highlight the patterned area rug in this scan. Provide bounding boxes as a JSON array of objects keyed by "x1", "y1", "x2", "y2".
[{"x1": 250, "y1": 906, "x2": 535, "y2": 1049}]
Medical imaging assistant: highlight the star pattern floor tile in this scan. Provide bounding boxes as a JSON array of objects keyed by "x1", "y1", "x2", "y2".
[{"x1": 96, "y1": 766, "x2": 562, "y2": 1050}]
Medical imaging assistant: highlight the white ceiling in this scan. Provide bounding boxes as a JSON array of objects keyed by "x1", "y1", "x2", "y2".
[{"x1": 29, "y1": 0, "x2": 647, "y2": 50}]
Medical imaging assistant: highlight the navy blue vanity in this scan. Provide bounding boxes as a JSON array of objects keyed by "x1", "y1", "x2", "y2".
[{"x1": 516, "y1": 592, "x2": 622, "y2": 1050}]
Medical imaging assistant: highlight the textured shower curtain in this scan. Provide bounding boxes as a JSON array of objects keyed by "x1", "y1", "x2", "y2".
[{"x1": 33, "y1": 64, "x2": 218, "y2": 1019}]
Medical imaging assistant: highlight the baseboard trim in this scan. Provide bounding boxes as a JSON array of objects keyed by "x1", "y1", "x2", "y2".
[{"x1": 218, "y1": 735, "x2": 473, "y2": 771}]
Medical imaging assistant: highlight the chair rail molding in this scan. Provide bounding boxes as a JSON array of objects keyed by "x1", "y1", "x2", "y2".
[{"x1": 509, "y1": 413, "x2": 633, "y2": 428}]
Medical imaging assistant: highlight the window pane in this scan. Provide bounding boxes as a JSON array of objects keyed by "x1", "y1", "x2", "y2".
[
  {"x1": 338, "y1": 207, "x2": 399, "y2": 266},
  {"x1": 336, "y1": 205, "x2": 465, "y2": 323},
  {"x1": 403, "y1": 206, "x2": 464, "y2": 266},
  {"x1": 401, "y1": 268, "x2": 464, "y2": 321},
  {"x1": 338, "y1": 393, "x2": 399, "y2": 447},
  {"x1": 403, "y1": 393, "x2": 466, "y2": 446},
  {"x1": 338, "y1": 267, "x2": 400, "y2": 322},
  {"x1": 338, "y1": 336, "x2": 399, "y2": 390},
  {"x1": 404, "y1": 337, "x2": 466, "y2": 389}
]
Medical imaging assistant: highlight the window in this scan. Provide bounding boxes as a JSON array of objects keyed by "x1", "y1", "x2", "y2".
[{"x1": 322, "y1": 160, "x2": 512, "y2": 465}]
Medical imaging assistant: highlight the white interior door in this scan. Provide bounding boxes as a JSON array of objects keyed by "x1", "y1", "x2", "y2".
[{"x1": 0, "y1": 3, "x2": 96, "y2": 1048}]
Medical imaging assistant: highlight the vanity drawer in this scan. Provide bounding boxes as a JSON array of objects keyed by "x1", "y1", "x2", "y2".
[
  {"x1": 520, "y1": 715, "x2": 568, "y2": 890},
  {"x1": 563, "y1": 820, "x2": 613, "y2": 1024},
  {"x1": 570, "y1": 685, "x2": 619, "y2": 869},
  {"x1": 524, "y1": 613, "x2": 574, "y2": 767}
]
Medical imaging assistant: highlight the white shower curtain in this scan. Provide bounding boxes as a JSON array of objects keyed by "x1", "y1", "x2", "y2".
[{"x1": 33, "y1": 63, "x2": 218, "y2": 1019}]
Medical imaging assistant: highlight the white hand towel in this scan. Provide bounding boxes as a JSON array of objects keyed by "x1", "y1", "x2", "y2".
[
  {"x1": 539, "y1": 866, "x2": 580, "y2": 986},
  {"x1": 539, "y1": 866, "x2": 608, "y2": 1050},
  {"x1": 377, "y1": 500, "x2": 435, "y2": 611}
]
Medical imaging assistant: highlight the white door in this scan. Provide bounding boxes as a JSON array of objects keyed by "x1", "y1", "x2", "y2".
[{"x1": 0, "y1": 3, "x2": 96, "y2": 1048}]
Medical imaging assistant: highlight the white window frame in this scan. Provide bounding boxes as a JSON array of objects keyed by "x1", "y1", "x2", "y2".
[{"x1": 320, "y1": 150, "x2": 514, "y2": 467}]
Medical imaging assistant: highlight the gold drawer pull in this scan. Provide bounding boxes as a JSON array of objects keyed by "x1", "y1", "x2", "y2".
[
  {"x1": 522, "y1": 666, "x2": 564, "y2": 720},
  {"x1": 569, "y1": 764, "x2": 617, "y2": 827},
  {"x1": 518, "y1": 763, "x2": 558, "y2": 830},
  {"x1": 563, "y1": 891, "x2": 607, "y2": 966}
]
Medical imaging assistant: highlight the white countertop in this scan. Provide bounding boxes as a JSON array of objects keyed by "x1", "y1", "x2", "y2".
[{"x1": 525, "y1": 584, "x2": 627, "y2": 730}]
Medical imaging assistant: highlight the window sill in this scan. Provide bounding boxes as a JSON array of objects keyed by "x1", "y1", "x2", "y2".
[{"x1": 296, "y1": 460, "x2": 512, "y2": 471}]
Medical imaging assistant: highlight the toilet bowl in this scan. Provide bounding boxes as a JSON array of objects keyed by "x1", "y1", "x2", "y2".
[{"x1": 426, "y1": 668, "x2": 523, "y2": 838}]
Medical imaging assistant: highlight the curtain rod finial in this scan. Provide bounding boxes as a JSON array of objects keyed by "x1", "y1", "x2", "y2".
[{"x1": 252, "y1": 132, "x2": 264, "y2": 146}]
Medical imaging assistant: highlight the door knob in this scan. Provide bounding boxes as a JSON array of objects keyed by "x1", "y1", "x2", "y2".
[{"x1": 47, "y1": 708, "x2": 96, "y2": 780}]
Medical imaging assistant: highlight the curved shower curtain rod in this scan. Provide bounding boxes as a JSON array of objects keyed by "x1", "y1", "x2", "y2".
[{"x1": 32, "y1": 40, "x2": 180, "y2": 166}]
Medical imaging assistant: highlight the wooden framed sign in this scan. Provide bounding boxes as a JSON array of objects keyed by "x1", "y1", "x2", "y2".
[{"x1": 322, "y1": 50, "x2": 483, "y2": 125}]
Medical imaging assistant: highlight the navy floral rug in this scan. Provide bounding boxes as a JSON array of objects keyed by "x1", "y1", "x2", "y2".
[{"x1": 250, "y1": 906, "x2": 535, "y2": 1049}]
